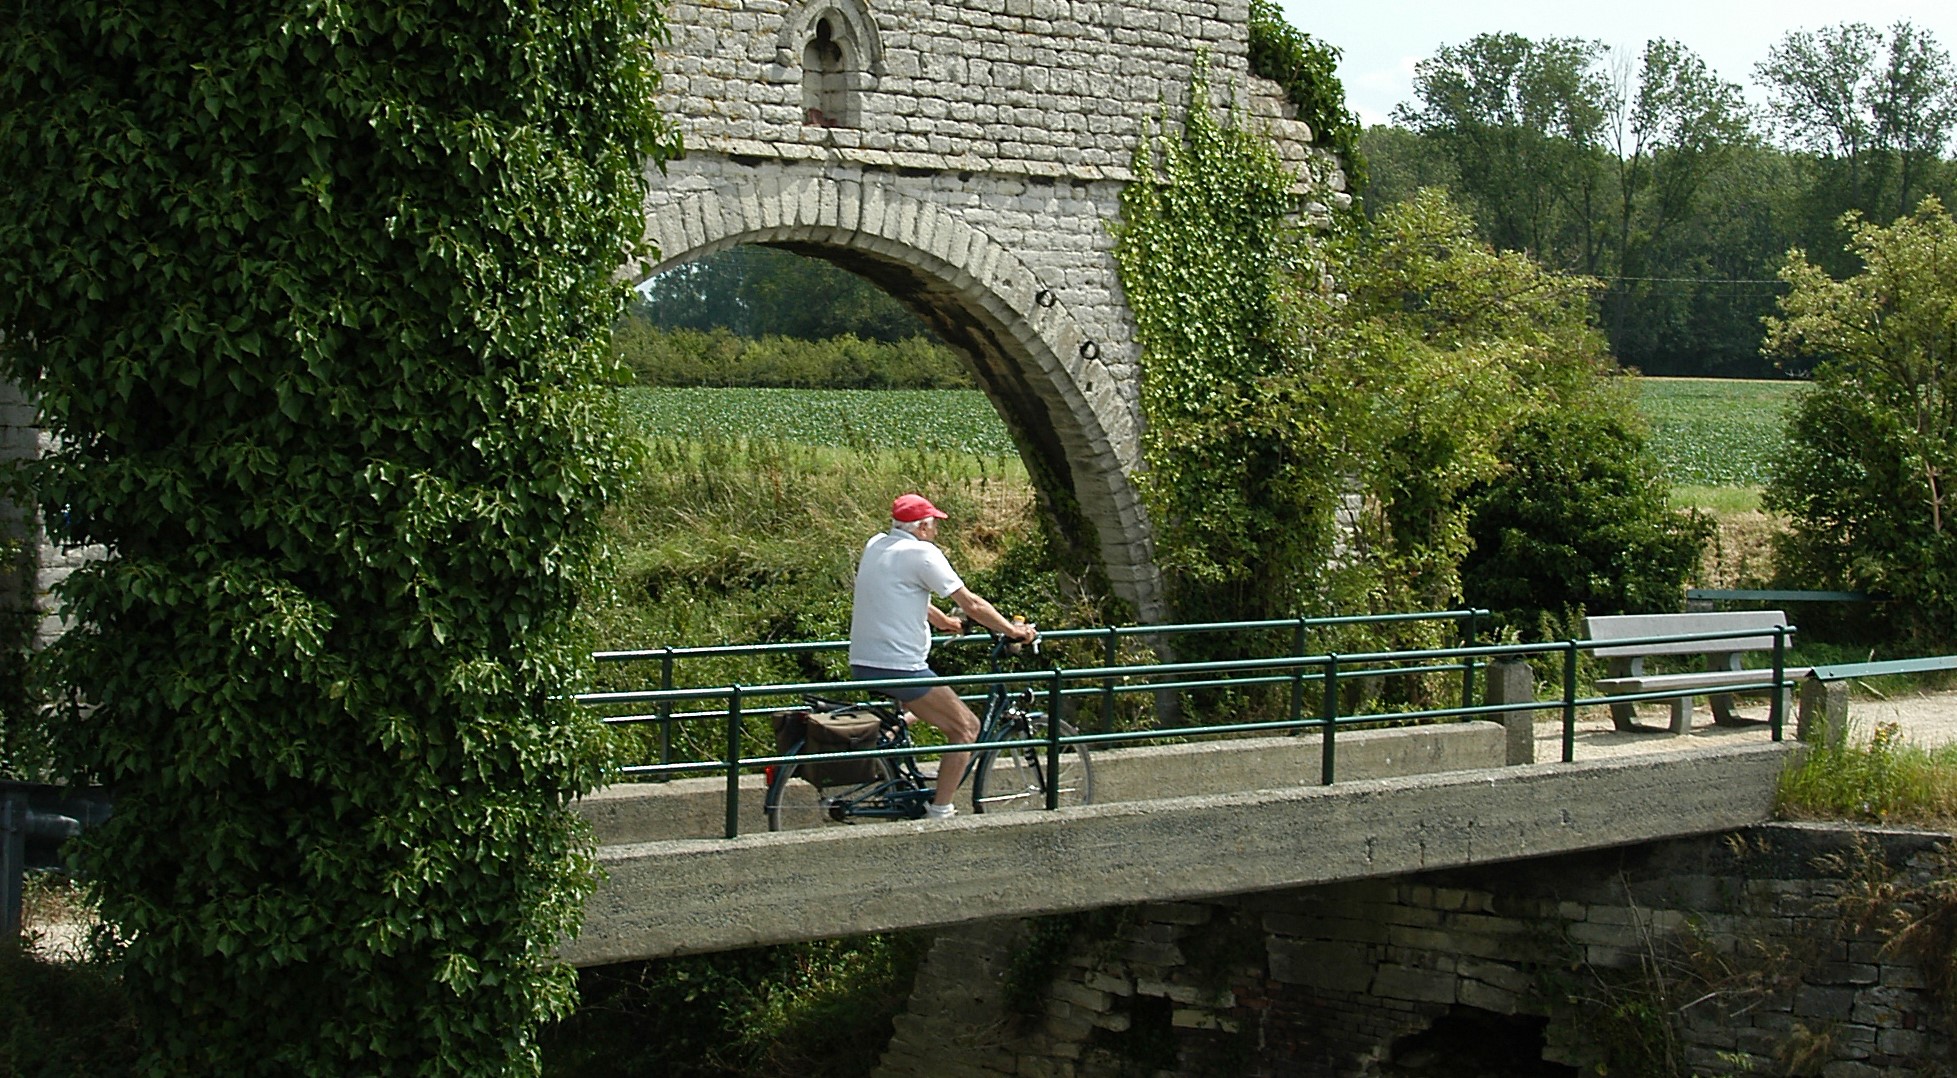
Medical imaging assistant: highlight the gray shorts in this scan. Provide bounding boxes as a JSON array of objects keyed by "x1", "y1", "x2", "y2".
[{"x1": 850, "y1": 664, "x2": 938, "y2": 703}]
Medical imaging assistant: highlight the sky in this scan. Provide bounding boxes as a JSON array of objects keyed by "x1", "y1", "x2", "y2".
[{"x1": 1277, "y1": 0, "x2": 1957, "y2": 127}]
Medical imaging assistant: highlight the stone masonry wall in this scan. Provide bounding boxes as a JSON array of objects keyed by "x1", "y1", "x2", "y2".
[
  {"x1": 654, "y1": 0, "x2": 1340, "y2": 196},
  {"x1": 878, "y1": 824, "x2": 1956, "y2": 1077},
  {"x1": 636, "y1": 0, "x2": 1342, "y2": 616},
  {"x1": 0, "y1": 381, "x2": 98, "y2": 650}
]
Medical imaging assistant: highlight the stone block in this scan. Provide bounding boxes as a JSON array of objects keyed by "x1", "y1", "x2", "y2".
[
  {"x1": 1819, "y1": 1061, "x2": 1885, "y2": 1078},
  {"x1": 1049, "y1": 982, "x2": 1111, "y2": 1013},
  {"x1": 1456, "y1": 977, "x2": 1520, "y2": 1014},
  {"x1": 1266, "y1": 938, "x2": 1372, "y2": 993},
  {"x1": 1795, "y1": 984, "x2": 1858, "y2": 1022},
  {"x1": 1171, "y1": 1008, "x2": 1238, "y2": 1032},
  {"x1": 1370, "y1": 963, "x2": 1456, "y2": 1005},
  {"x1": 1809, "y1": 959, "x2": 1880, "y2": 986}
]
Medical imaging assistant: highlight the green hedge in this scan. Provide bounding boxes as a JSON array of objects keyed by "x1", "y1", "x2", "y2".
[
  {"x1": 613, "y1": 321, "x2": 973, "y2": 389},
  {"x1": 0, "y1": 2, "x2": 675, "y2": 1073}
]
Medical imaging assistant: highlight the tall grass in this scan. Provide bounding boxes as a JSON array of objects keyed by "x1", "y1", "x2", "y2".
[
  {"x1": 1779, "y1": 721, "x2": 1957, "y2": 826},
  {"x1": 586, "y1": 435, "x2": 1033, "y2": 661}
]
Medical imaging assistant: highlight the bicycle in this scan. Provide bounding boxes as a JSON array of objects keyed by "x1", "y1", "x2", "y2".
[{"x1": 762, "y1": 629, "x2": 1094, "y2": 830}]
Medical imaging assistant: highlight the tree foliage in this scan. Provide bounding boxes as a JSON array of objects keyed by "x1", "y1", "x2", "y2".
[
  {"x1": 1371, "y1": 24, "x2": 1957, "y2": 378},
  {"x1": 636, "y1": 245, "x2": 935, "y2": 343},
  {"x1": 612, "y1": 323, "x2": 972, "y2": 389},
  {"x1": 1758, "y1": 21, "x2": 1957, "y2": 224},
  {"x1": 1395, "y1": 33, "x2": 1610, "y2": 269},
  {"x1": 1115, "y1": 67, "x2": 1699, "y2": 639},
  {"x1": 0, "y1": 2, "x2": 676, "y2": 1073},
  {"x1": 1764, "y1": 198, "x2": 1957, "y2": 643}
]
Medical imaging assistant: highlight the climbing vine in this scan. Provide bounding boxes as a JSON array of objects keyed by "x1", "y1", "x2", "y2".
[
  {"x1": 1246, "y1": 0, "x2": 1367, "y2": 198},
  {"x1": 1112, "y1": 62, "x2": 1347, "y2": 630},
  {"x1": 1115, "y1": 68, "x2": 1699, "y2": 650}
]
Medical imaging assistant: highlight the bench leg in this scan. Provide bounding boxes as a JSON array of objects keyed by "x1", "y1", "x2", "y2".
[
  {"x1": 1669, "y1": 696, "x2": 1693, "y2": 735},
  {"x1": 1709, "y1": 691, "x2": 1744, "y2": 726},
  {"x1": 1608, "y1": 700, "x2": 1641, "y2": 732}
]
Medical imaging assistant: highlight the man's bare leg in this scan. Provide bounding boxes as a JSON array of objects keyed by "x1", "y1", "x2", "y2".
[{"x1": 905, "y1": 685, "x2": 980, "y2": 806}]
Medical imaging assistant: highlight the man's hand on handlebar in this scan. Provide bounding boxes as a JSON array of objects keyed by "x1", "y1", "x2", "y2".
[{"x1": 996, "y1": 619, "x2": 1039, "y2": 656}]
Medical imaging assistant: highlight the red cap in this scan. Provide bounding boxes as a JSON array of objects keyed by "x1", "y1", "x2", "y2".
[{"x1": 891, "y1": 493, "x2": 948, "y2": 522}]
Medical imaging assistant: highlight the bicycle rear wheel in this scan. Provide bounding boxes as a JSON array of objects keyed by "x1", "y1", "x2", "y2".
[
  {"x1": 765, "y1": 748, "x2": 903, "y2": 831},
  {"x1": 971, "y1": 712, "x2": 1093, "y2": 814}
]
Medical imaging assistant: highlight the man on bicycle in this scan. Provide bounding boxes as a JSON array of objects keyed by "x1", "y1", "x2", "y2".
[{"x1": 849, "y1": 493, "x2": 1037, "y2": 820}]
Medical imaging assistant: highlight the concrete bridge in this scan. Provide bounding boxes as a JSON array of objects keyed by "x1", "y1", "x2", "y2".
[{"x1": 565, "y1": 723, "x2": 1796, "y2": 966}]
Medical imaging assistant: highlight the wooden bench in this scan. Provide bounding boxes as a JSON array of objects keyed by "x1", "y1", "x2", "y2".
[{"x1": 1586, "y1": 611, "x2": 1809, "y2": 734}]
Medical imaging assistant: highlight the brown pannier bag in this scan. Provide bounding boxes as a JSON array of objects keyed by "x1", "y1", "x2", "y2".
[{"x1": 773, "y1": 706, "x2": 885, "y2": 787}]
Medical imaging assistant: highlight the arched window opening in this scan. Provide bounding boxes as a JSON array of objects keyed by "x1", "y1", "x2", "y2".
[{"x1": 803, "y1": 16, "x2": 851, "y2": 127}]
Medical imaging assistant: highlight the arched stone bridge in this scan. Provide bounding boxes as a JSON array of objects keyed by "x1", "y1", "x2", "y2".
[{"x1": 632, "y1": 0, "x2": 1347, "y2": 618}]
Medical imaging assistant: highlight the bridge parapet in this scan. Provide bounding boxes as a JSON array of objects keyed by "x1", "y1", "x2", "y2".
[
  {"x1": 578, "y1": 722, "x2": 1508, "y2": 843},
  {"x1": 566, "y1": 741, "x2": 1796, "y2": 966}
]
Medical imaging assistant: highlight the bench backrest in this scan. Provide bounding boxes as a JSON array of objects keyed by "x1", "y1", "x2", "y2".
[{"x1": 1585, "y1": 610, "x2": 1793, "y2": 658}]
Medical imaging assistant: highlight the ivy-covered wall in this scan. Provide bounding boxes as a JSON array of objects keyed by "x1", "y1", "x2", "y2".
[{"x1": 0, "y1": 2, "x2": 676, "y2": 1072}]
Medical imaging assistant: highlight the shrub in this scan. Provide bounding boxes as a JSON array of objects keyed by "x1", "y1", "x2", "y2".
[
  {"x1": 1461, "y1": 386, "x2": 1712, "y2": 626},
  {"x1": 1762, "y1": 198, "x2": 1957, "y2": 645},
  {"x1": 612, "y1": 322, "x2": 973, "y2": 389},
  {"x1": 0, "y1": 2, "x2": 675, "y2": 1072}
]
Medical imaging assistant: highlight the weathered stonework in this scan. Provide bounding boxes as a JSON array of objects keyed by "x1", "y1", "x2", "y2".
[
  {"x1": 635, "y1": 0, "x2": 1340, "y2": 618},
  {"x1": 880, "y1": 824, "x2": 1956, "y2": 1076}
]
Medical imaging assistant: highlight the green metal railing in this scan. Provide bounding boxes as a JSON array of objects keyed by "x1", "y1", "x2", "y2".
[
  {"x1": 577, "y1": 615, "x2": 1806, "y2": 838},
  {"x1": 588, "y1": 608, "x2": 1486, "y2": 769}
]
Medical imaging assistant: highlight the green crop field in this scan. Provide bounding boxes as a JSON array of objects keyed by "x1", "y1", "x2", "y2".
[
  {"x1": 620, "y1": 386, "x2": 1015, "y2": 455},
  {"x1": 621, "y1": 378, "x2": 1805, "y2": 489},
  {"x1": 1635, "y1": 377, "x2": 1800, "y2": 488}
]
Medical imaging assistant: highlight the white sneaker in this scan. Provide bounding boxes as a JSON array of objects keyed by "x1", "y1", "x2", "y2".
[{"x1": 924, "y1": 803, "x2": 957, "y2": 820}]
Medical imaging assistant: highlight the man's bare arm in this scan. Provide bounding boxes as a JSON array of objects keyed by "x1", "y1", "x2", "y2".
[{"x1": 947, "y1": 586, "x2": 1035, "y2": 641}]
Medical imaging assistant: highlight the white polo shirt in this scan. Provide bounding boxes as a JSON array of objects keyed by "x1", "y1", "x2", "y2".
[{"x1": 848, "y1": 526, "x2": 964, "y2": 670}]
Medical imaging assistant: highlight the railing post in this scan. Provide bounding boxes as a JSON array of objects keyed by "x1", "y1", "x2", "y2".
[
  {"x1": 1102, "y1": 625, "x2": 1119, "y2": 733},
  {"x1": 1486, "y1": 658, "x2": 1536, "y2": 766},
  {"x1": 1770, "y1": 626, "x2": 1787, "y2": 742},
  {"x1": 1320, "y1": 654, "x2": 1339, "y2": 785},
  {"x1": 1047, "y1": 668, "x2": 1064, "y2": 811},
  {"x1": 659, "y1": 646, "x2": 676, "y2": 770},
  {"x1": 1562, "y1": 641, "x2": 1579, "y2": 763},
  {"x1": 1459, "y1": 610, "x2": 1479, "y2": 712},
  {"x1": 1289, "y1": 617, "x2": 1307, "y2": 730},
  {"x1": 724, "y1": 686, "x2": 743, "y2": 840}
]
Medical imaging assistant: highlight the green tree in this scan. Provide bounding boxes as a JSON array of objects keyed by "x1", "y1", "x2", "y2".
[
  {"x1": 1460, "y1": 393, "x2": 1711, "y2": 625},
  {"x1": 1311, "y1": 190, "x2": 1702, "y2": 622},
  {"x1": 1116, "y1": 68, "x2": 1695, "y2": 639},
  {"x1": 1758, "y1": 22, "x2": 1957, "y2": 245},
  {"x1": 0, "y1": 2, "x2": 676, "y2": 1073},
  {"x1": 637, "y1": 245, "x2": 935, "y2": 343},
  {"x1": 1599, "y1": 40, "x2": 1752, "y2": 356},
  {"x1": 1395, "y1": 33, "x2": 1610, "y2": 270},
  {"x1": 1763, "y1": 198, "x2": 1957, "y2": 643}
]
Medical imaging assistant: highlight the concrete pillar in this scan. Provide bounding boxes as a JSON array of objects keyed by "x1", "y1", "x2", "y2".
[
  {"x1": 1797, "y1": 678, "x2": 1850, "y2": 748},
  {"x1": 1484, "y1": 660, "x2": 1536, "y2": 766}
]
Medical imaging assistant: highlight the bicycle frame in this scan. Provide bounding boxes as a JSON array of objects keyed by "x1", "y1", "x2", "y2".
[{"x1": 764, "y1": 635, "x2": 1055, "y2": 827}]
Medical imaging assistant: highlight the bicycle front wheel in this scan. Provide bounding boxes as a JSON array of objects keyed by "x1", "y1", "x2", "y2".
[
  {"x1": 765, "y1": 750, "x2": 898, "y2": 831},
  {"x1": 971, "y1": 713, "x2": 1093, "y2": 814}
]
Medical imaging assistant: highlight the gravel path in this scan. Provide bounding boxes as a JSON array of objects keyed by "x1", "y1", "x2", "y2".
[{"x1": 1535, "y1": 687, "x2": 1957, "y2": 761}]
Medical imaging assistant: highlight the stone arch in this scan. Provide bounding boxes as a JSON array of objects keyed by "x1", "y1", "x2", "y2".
[{"x1": 636, "y1": 176, "x2": 1163, "y2": 620}]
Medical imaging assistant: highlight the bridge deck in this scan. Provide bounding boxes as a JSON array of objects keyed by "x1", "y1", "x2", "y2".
[{"x1": 567, "y1": 739, "x2": 1795, "y2": 965}]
